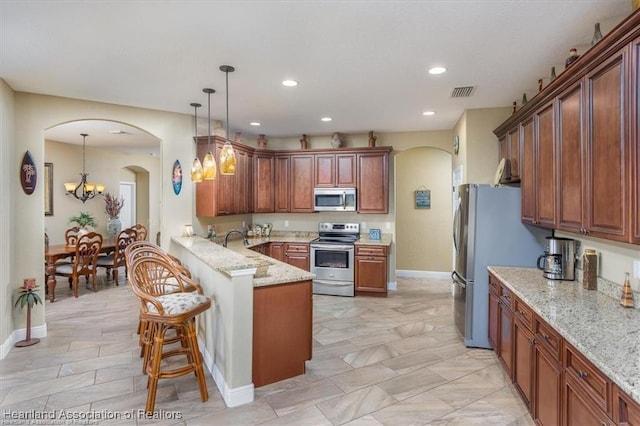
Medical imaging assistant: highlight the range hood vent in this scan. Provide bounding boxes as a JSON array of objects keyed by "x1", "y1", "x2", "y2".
[{"x1": 450, "y1": 86, "x2": 476, "y2": 98}]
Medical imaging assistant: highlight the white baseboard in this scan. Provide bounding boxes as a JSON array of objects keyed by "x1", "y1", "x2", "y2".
[
  {"x1": 396, "y1": 270, "x2": 451, "y2": 280},
  {"x1": 198, "y1": 338, "x2": 254, "y2": 408},
  {"x1": 387, "y1": 281, "x2": 397, "y2": 291},
  {"x1": 0, "y1": 323, "x2": 48, "y2": 359}
]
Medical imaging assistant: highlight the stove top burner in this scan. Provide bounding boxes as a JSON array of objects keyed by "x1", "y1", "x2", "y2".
[
  {"x1": 312, "y1": 235, "x2": 359, "y2": 244},
  {"x1": 315, "y1": 222, "x2": 360, "y2": 245}
]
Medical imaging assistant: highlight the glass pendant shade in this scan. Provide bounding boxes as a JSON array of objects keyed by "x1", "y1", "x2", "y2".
[
  {"x1": 202, "y1": 151, "x2": 217, "y2": 180},
  {"x1": 219, "y1": 141, "x2": 236, "y2": 175},
  {"x1": 191, "y1": 157, "x2": 203, "y2": 183}
]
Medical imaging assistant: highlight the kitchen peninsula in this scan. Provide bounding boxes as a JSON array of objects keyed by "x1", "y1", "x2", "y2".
[{"x1": 169, "y1": 235, "x2": 314, "y2": 408}]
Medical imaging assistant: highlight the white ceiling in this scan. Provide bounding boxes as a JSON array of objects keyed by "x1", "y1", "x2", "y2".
[{"x1": 1, "y1": 1, "x2": 633, "y2": 151}]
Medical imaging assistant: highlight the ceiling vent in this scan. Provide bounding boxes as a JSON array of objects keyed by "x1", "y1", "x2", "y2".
[{"x1": 450, "y1": 86, "x2": 476, "y2": 98}]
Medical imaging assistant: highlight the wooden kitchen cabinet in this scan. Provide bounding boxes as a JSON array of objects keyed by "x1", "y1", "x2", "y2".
[
  {"x1": 357, "y1": 151, "x2": 389, "y2": 214},
  {"x1": 249, "y1": 243, "x2": 269, "y2": 255},
  {"x1": 253, "y1": 153, "x2": 275, "y2": 213},
  {"x1": 284, "y1": 243, "x2": 309, "y2": 271},
  {"x1": 633, "y1": 35, "x2": 640, "y2": 244},
  {"x1": 355, "y1": 245, "x2": 388, "y2": 296},
  {"x1": 533, "y1": 102, "x2": 556, "y2": 228},
  {"x1": 290, "y1": 154, "x2": 314, "y2": 212},
  {"x1": 520, "y1": 118, "x2": 536, "y2": 224},
  {"x1": 275, "y1": 155, "x2": 290, "y2": 213},
  {"x1": 498, "y1": 286, "x2": 514, "y2": 377},
  {"x1": 234, "y1": 148, "x2": 253, "y2": 214},
  {"x1": 564, "y1": 373, "x2": 613, "y2": 426},
  {"x1": 512, "y1": 298, "x2": 535, "y2": 412},
  {"x1": 533, "y1": 339, "x2": 563, "y2": 425},
  {"x1": 269, "y1": 242, "x2": 284, "y2": 262},
  {"x1": 314, "y1": 153, "x2": 356, "y2": 188},
  {"x1": 488, "y1": 274, "x2": 501, "y2": 350},
  {"x1": 497, "y1": 128, "x2": 520, "y2": 184},
  {"x1": 614, "y1": 385, "x2": 640, "y2": 425}
]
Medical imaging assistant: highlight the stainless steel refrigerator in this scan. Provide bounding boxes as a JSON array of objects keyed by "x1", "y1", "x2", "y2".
[{"x1": 452, "y1": 184, "x2": 548, "y2": 349}]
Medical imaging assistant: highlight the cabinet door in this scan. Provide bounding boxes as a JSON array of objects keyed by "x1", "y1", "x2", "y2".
[
  {"x1": 533, "y1": 344, "x2": 562, "y2": 426},
  {"x1": 284, "y1": 243, "x2": 309, "y2": 271},
  {"x1": 357, "y1": 152, "x2": 389, "y2": 213},
  {"x1": 498, "y1": 299, "x2": 513, "y2": 377},
  {"x1": 632, "y1": 36, "x2": 640, "y2": 244},
  {"x1": 355, "y1": 256, "x2": 387, "y2": 294},
  {"x1": 290, "y1": 155, "x2": 314, "y2": 212},
  {"x1": 488, "y1": 292, "x2": 500, "y2": 350},
  {"x1": 314, "y1": 154, "x2": 336, "y2": 188},
  {"x1": 254, "y1": 154, "x2": 274, "y2": 213},
  {"x1": 614, "y1": 385, "x2": 640, "y2": 426},
  {"x1": 216, "y1": 143, "x2": 236, "y2": 215},
  {"x1": 269, "y1": 243, "x2": 284, "y2": 261},
  {"x1": 535, "y1": 103, "x2": 556, "y2": 228},
  {"x1": 513, "y1": 319, "x2": 534, "y2": 412},
  {"x1": 336, "y1": 154, "x2": 356, "y2": 187},
  {"x1": 235, "y1": 149, "x2": 252, "y2": 214},
  {"x1": 584, "y1": 47, "x2": 629, "y2": 241},
  {"x1": 564, "y1": 374, "x2": 613, "y2": 426},
  {"x1": 521, "y1": 118, "x2": 536, "y2": 224},
  {"x1": 557, "y1": 83, "x2": 585, "y2": 233},
  {"x1": 508, "y1": 126, "x2": 520, "y2": 181},
  {"x1": 275, "y1": 155, "x2": 290, "y2": 213},
  {"x1": 498, "y1": 135, "x2": 508, "y2": 165}
]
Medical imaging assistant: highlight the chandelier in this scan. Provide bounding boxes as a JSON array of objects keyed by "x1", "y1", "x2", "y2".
[{"x1": 63, "y1": 133, "x2": 105, "y2": 203}]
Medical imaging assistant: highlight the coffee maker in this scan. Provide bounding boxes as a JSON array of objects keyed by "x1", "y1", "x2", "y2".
[{"x1": 537, "y1": 236, "x2": 577, "y2": 280}]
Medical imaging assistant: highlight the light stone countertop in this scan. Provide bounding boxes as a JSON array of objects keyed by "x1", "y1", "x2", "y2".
[
  {"x1": 355, "y1": 234, "x2": 392, "y2": 246},
  {"x1": 171, "y1": 236, "x2": 315, "y2": 288},
  {"x1": 488, "y1": 266, "x2": 640, "y2": 404}
]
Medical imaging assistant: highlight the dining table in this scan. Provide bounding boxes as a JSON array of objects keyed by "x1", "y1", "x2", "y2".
[{"x1": 44, "y1": 238, "x2": 116, "y2": 302}]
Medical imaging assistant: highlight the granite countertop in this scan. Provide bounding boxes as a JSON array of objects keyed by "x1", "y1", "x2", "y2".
[
  {"x1": 488, "y1": 266, "x2": 640, "y2": 404},
  {"x1": 355, "y1": 234, "x2": 392, "y2": 246},
  {"x1": 171, "y1": 236, "x2": 314, "y2": 288}
]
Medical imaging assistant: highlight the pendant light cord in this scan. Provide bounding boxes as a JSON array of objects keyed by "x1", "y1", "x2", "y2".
[
  {"x1": 219, "y1": 65, "x2": 235, "y2": 140},
  {"x1": 81, "y1": 133, "x2": 88, "y2": 175}
]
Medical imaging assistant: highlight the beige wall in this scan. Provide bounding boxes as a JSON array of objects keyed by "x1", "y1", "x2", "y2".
[
  {"x1": 395, "y1": 147, "x2": 452, "y2": 272},
  {"x1": 44, "y1": 140, "x2": 160, "y2": 245},
  {"x1": 1, "y1": 80, "x2": 16, "y2": 346}
]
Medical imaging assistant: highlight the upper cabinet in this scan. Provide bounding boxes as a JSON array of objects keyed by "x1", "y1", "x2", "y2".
[
  {"x1": 494, "y1": 10, "x2": 640, "y2": 245},
  {"x1": 314, "y1": 153, "x2": 356, "y2": 188},
  {"x1": 290, "y1": 154, "x2": 315, "y2": 212},
  {"x1": 253, "y1": 153, "x2": 275, "y2": 213},
  {"x1": 357, "y1": 150, "x2": 390, "y2": 214}
]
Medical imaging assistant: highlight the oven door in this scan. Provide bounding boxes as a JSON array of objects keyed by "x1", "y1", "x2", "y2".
[{"x1": 310, "y1": 243, "x2": 354, "y2": 296}]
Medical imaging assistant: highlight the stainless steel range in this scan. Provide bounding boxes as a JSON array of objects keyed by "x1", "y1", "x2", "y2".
[{"x1": 310, "y1": 222, "x2": 359, "y2": 297}]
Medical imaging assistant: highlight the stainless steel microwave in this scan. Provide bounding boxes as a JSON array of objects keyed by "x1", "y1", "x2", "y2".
[{"x1": 313, "y1": 188, "x2": 356, "y2": 212}]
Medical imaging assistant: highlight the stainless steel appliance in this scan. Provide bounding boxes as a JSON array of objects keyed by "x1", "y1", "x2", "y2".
[
  {"x1": 310, "y1": 222, "x2": 359, "y2": 296},
  {"x1": 452, "y1": 184, "x2": 547, "y2": 349},
  {"x1": 313, "y1": 188, "x2": 356, "y2": 212},
  {"x1": 537, "y1": 236, "x2": 577, "y2": 280}
]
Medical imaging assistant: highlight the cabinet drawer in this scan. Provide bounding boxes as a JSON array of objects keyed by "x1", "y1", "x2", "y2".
[
  {"x1": 513, "y1": 297, "x2": 534, "y2": 331},
  {"x1": 284, "y1": 243, "x2": 309, "y2": 254},
  {"x1": 489, "y1": 274, "x2": 502, "y2": 296},
  {"x1": 355, "y1": 245, "x2": 387, "y2": 257},
  {"x1": 534, "y1": 317, "x2": 562, "y2": 361},
  {"x1": 500, "y1": 285, "x2": 513, "y2": 310},
  {"x1": 565, "y1": 343, "x2": 612, "y2": 415}
]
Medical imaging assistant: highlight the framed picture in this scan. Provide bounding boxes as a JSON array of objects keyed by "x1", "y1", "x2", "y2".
[
  {"x1": 369, "y1": 228, "x2": 381, "y2": 241},
  {"x1": 44, "y1": 162, "x2": 53, "y2": 216},
  {"x1": 415, "y1": 189, "x2": 431, "y2": 209}
]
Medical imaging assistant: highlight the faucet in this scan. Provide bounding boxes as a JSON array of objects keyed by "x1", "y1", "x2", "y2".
[{"x1": 223, "y1": 229, "x2": 248, "y2": 247}]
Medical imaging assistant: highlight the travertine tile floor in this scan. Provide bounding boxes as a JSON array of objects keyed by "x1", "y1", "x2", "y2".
[{"x1": 0, "y1": 274, "x2": 533, "y2": 425}]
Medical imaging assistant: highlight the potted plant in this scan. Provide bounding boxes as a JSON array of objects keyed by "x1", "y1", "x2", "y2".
[
  {"x1": 104, "y1": 193, "x2": 124, "y2": 237},
  {"x1": 68, "y1": 211, "x2": 98, "y2": 235},
  {"x1": 14, "y1": 278, "x2": 42, "y2": 347}
]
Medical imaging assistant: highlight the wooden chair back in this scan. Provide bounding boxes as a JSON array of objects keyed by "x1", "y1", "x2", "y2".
[
  {"x1": 132, "y1": 224, "x2": 148, "y2": 241},
  {"x1": 125, "y1": 240, "x2": 192, "y2": 279},
  {"x1": 129, "y1": 255, "x2": 192, "y2": 303},
  {"x1": 65, "y1": 226, "x2": 82, "y2": 246},
  {"x1": 73, "y1": 232, "x2": 103, "y2": 276},
  {"x1": 113, "y1": 227, "x2": 137, "y2": 269}
]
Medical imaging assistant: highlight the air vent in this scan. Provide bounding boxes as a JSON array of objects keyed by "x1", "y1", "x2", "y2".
[{"x1": 450, "y1": 86, "x2": 476, "y2": 98}]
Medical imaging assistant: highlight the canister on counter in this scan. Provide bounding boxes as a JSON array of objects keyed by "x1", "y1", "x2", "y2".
[{"x1": 582, "y1": 249, "x2": 597, "y2": 290}]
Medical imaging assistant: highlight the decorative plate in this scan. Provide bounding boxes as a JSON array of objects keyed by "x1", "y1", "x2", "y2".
[
  {"x1": 493, "y1": 158, "x2": 506, "y2": 187},
  {"x1": 20, "y1": 151, "x2": 37, "y2": 195},
  {"x1": 172, "y1": 160, "x2": 182, "y2": 195}
]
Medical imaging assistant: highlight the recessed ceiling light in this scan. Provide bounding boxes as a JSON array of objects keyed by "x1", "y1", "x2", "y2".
[
  {"x1": 282, "y1": 80, "x2": 299, "y2": 87},
  {"x1": 250, "y1": 122, "x2": 261, "y2": 126},
  {"x1": 321, "y1": 117, "x2": 332, "y2": 122},
  {"x1": 428, "y1": 66, "x2": 447, "y2": 75},
  {"x1": 423, "y1": 111, "x2": 436, "y2": 116}
]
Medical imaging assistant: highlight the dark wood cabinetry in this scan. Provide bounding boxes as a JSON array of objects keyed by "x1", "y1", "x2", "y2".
[
  {"x1": 253, "y1": 154, "x2": 275, "y2": 213},
  {"x1": 269, "y1": 242, "x2": 284, "y2": 261},
  {"x1": 274, "y1": 155, "x2": 290, "y2": 213},
  {"x1": 533, "y1": 339, "x2": 563, "y2": 425},
  {"x1": 355, "y1": 245, "x2": 388, "y2": 296},
  {"x1": 284, "y1": 243, "x2": 310, "y2": 271},
  {"x1": 494, "y1": 10, "x2": 640, "y2": 245},
  {"x1": 290, "y1": 155, "x2": 314, "y2": 212},
  {"x1": 498, "y1": 128, "x2": 521, "y2": 183},
  {"x1": 314, "y1": 153, "x2": 356, "y2": 188},
  {"x1": 498, "y1": 287, "x2": 513, "y2": 376},
  {"x1": 357, "y1": 152, "x2": 389, "y2": 214},
  {"x1": 614, "y1": 385, "x2": 640, "y2": 425},
  {"x1": 235, "y1": 149, "x2": 253, "y2": 214}
]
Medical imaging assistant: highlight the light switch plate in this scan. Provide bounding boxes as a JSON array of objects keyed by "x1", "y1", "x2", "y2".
[{"x1": 284, "y1": 220, "x2": 289, "y2": 227}]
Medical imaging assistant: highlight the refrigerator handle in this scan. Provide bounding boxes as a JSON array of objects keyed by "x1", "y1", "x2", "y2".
[{"x1": 451, "y1": 271, "x2": 466, "y2": 288}]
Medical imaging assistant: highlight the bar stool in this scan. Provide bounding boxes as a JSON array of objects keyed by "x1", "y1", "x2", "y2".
[{"x1": 128, "y1": 255, "x2": 211, "y2": 413}]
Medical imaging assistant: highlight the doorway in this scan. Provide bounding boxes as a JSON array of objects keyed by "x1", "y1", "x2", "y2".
[{"x1": 119, "y1": 181, "x2": 136, "y2": 229}]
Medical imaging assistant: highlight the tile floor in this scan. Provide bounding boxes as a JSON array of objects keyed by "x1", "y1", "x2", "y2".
[{"x1": 0, "y1": 274, "x2": 533, "y2": 425}]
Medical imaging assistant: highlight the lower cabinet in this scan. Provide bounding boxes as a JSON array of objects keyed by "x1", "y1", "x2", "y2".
[
  {"x1": 354, "y1": 245, "x2": 388, "y2": 296},
  {"x1": 269, "y1": 242, "x2": 284, "y2": 262},
  {"x1": 284, "y1": 243, "x2": 309, "y2": 271},
  {"x1": 488, "y1": 271, "x2": 640, "y2": 425}
]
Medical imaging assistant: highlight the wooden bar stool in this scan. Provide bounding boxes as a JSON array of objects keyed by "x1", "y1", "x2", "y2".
[{"x1": 128, "y1": 255, "x2": 211, "y2": 413}]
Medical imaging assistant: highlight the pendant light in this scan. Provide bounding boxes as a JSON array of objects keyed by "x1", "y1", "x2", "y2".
[
  {"x1": 64, "y1": 133, "x2": 105, "y2": 202},
  {"x1": 202, "y1": 88, "x2": 217, "y2": 180},
  {"x1": 219, "y1": 65, "x2": 237, "y2": 175},
  {"x1": 190, "y1": 102, "x2": 203, "y2": 183}
]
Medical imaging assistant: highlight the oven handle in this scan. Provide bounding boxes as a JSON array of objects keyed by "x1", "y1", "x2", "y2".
[
  {"x1": 310, "y1": 244, "x2": 355, "y2": 251},
  {"x1": 314, "y1": 278, "x2": 353, "y2": 287}
]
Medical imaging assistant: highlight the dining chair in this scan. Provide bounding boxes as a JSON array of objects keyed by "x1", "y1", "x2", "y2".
[
  {"x1": 128, "y1": 255, "x2": 211, "y2": 413},
  {"x1": 54, "y1": 232, "x2": 103, "y2": 297},
  {"x1": 97, "y1": 226, "x2": 136, "y2": 286},
  {"x1": 132, "y1": 224, "x2": 148, "y2": 241},
  {"x1": 64, "y1": 226, "x2": 82, "y2": 246}
]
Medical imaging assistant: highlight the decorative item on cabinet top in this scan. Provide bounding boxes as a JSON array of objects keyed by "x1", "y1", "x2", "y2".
[
  {"x1": 591, "y1": 22, "x2": 603, "y2": 45},
  {"x1": 368, "y1": 131, "x2": 377, "y2": 147},
  {"x1": 257, "y1": 134, "x2": 268, "y2": 149},
  {"x1": 331, "y1": 133, "x2": 344, "y2": 148},
  {"x1": 300, "y1": 134, "x2": 309, "y2": 150}
]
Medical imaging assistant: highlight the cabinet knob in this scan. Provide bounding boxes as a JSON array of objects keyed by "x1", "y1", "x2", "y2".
[
  {"x1": 578, "y1": 370, "x2": 588, "y2": 379},
  {"x1": 529, "y1": 338, "x2": 536, "y2": 345},
  {"x1": 542, "y1": 333, "x2": 550, "y2": 340}
]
